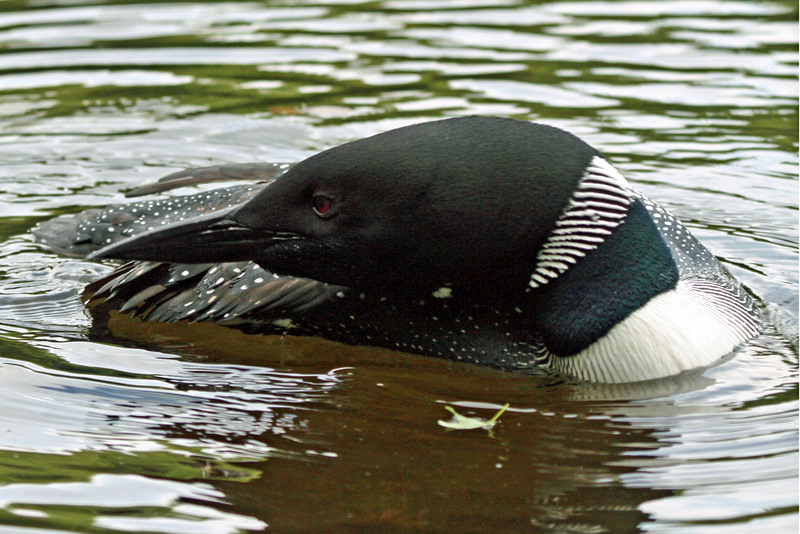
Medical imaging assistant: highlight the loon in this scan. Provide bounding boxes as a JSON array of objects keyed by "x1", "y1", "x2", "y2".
[{"x1": 35, "y1": 116, "x2": 762, "y2": 383}]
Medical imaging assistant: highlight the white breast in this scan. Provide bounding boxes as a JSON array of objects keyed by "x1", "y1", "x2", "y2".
[{"x1": 548, "y1": 278, "x2": 761, "y2": 383}]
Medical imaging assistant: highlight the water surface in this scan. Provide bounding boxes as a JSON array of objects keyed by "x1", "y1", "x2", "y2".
[{"x1": 0, "y1": 0, "x2": 797, "y2": 532}]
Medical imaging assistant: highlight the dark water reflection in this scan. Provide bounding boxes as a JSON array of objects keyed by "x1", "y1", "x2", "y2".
[{"x1": 0, "y1": 0, "x2": 797, "y2": 532}]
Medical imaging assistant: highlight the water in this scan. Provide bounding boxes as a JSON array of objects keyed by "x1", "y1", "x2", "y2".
[{"x1": 0, "y1": 0, "x2": 797, "y2": 532}]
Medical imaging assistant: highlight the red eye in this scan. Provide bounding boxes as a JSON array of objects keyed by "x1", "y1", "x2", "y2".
[{"x1": 312, "y1": 195, "x2": 334, "y2": 217}]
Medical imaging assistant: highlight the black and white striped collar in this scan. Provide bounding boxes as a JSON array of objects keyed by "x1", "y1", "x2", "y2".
[{"x1": 530, "y1": 156, "x2": 633, "y2": 289}]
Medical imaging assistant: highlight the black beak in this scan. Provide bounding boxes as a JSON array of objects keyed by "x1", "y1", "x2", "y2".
[{"x1": 87, "y1": 206, "x2": 297, "y2": 264}]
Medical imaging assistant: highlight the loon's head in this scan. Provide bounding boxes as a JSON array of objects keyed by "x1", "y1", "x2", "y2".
[{"x1": 91, "y1": 116, "x2": 619, "y2": 297}]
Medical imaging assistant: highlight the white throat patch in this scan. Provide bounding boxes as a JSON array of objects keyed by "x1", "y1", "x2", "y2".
[{"x1": 530, "y1": 156, "x2": 633, "y2": 289}]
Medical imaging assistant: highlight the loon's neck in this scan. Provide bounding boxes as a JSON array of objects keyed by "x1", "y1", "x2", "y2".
[{"x1": 529, "y1": 198, "x2": 679, "y2": 356}]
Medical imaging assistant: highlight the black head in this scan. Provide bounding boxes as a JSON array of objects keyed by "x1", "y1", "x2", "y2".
[
  {"x1": 91, "y1": 117, "x2": 601, "y2": 297},
  {"x1": 230, "y1": 116, "x2": 600, "y2": 294}
]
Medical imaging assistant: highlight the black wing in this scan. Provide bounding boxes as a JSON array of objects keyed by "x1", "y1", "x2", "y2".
[
  {"x1": 33, "y1": 162, "x2": 290, "y2": 257},
  {"x1": 84, "y1": 260, "x2": 347, "y2": 325},
  {"x1": 125, "y1": 162, "x2": 293, "y2": 197}
]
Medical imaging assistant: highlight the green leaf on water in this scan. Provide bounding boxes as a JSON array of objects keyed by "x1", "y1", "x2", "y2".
[{"x1": 438, "y1": 403, "x2": 510, "y2": 430}]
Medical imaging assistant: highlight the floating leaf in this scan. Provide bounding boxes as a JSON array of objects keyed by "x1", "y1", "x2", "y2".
[{"x1": 437, "y1": 403, "x2": 510, "y2": 430}]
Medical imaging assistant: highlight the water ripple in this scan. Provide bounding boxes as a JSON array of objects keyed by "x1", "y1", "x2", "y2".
[{"x1": 0, "y1": 0, "x2": 795, "y2": 531}]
